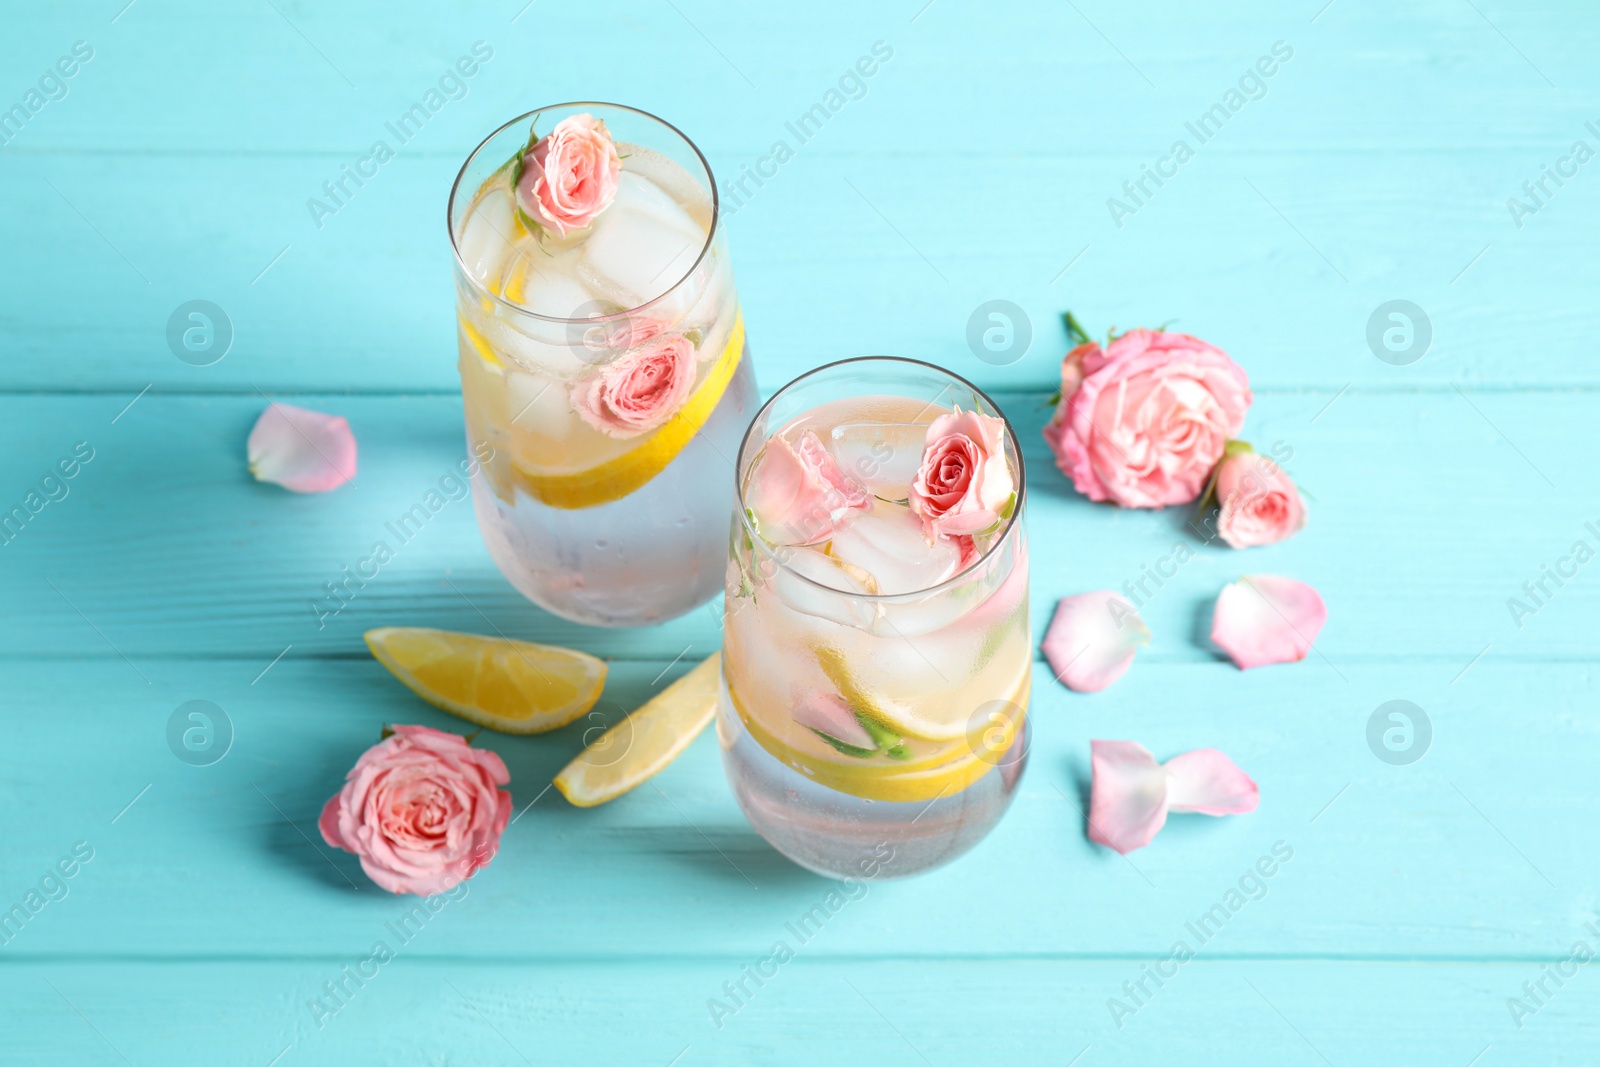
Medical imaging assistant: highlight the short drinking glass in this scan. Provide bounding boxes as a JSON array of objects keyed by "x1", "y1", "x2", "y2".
[{"x1": 720, "y1": 358, "x2": 1030, "y2": 879}]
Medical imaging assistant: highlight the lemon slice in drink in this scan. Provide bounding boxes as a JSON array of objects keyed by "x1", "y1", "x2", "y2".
[
  {"x1": 813, "y1": 644, "x2": 970, "y2": 743},
  {"x1": 724, "y1": 675, "x2": 1029, "y2": 804},
  {"x1": 365, "y1": 627, "x2": 606, "y2": 735},
  {"x1": 554, "y1": 653, "x2": 721, "y2": 807}
]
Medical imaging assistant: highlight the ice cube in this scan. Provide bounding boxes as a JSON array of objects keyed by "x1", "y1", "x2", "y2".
[
  {"x1": 617, "y1": 143, "x2": 714, "y2": 231},
  {"x1": 869, "y1": 582, "x2": 984, "y2": 640},
  {"x1": 481, "y1": 315, "x2": 588, "y2": 379},
  {"x1": 507, "y1": 246, "x2": 603, "y2": 321},
  {"x1": 577, "y1": 171, "x2": 706, "y2": 314},
  {"x1": 829, "y1": 422, "x2": 929, "y2": 501},
  {"x1": 457, "y1": 185, "x2": 517, "y2": 286},
  {"x1": 826, "y1": 500, "x2": 958, "y2": 597},
  {"x1": 505, "y1": 368, "x2": 576, "y2": 441},
  {"x1": 767, "y1": 545, "x2": 877, "y2": 628}
]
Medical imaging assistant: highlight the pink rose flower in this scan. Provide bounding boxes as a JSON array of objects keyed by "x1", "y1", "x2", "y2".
[
  {"x1": 745, "y1": 430, "x2": 870, "y2": 546},
  {"x1": 571, "y1": 334, "x2": 697, "y2": 438},
  {"x1": 1212, "y1": 443, "x2": 1307, "y2": 549},
  {"x1": 1044, "y1": 330, "x2": 1251, "y2": 508},
  {"x1": 909, "y1": 407, "x2": 1015, "y2": 539},
  {"x1": 319, "y1": 724, "x2": 511, "y2": 896},
  {"x1": 516, "y1": 113, "x2": 622, "y2": 237}
]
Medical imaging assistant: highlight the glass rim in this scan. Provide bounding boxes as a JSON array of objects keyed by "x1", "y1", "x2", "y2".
[
  {"x1": 445, "y1": 101, "x2": 720, "y2": 325},
  {"x1": 734, "y1": 355, "x2": 1027, "y2": 603}
]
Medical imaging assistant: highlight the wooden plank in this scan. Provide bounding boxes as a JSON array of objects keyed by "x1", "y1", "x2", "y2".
[
  {"x1": 3, "y1": 1, "x2": 1593, "y2": 155},
  {"x1": 0, "y1": 1, "x2": 1595, "y2": 393},
  {"x1": 0, "y1": 390, "x2": 1590, "y2": 661},
  {"x1": 2, "y1": 958, "x2": 1593, "y2": 1064},
  {"x1": 1, "y1": 147, "x2": 1595, "y2": 393},
  {"x1": 0, "y1": 656, "x2": 1590, "y2": 960}
]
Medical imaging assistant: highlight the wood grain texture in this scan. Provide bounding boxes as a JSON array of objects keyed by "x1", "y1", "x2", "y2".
[
  {"x1": 0, "y1": 390, "x2": 1591, "y2": 661},
  {"x1": 6, "y1": 959, "x2": 1595, "y2": 1066},
  {"x1": 0, "y1": 657, "x2": 1592, "y2": 962},
  {"x1": 1, "y1": 0, "x2": 1596, "y2": 1063}
]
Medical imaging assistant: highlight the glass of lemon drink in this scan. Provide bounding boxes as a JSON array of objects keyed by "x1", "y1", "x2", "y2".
[
  {"x1": 448, "y1": 103, "x2": 754, "y2": 627},
  {"x1": 720, "y1": 359, "x2": 1031, "y2": 879}
]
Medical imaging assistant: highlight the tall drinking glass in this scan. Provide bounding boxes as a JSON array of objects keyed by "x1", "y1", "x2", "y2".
[
  {"x1": 720, "y1": 359, "x2": 1031, "y2": 879},
  {"x1": 448, "y1": 102, "x2": 754, "y2": 627}
]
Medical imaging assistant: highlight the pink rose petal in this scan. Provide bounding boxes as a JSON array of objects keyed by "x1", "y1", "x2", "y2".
[
  {"x1": 247, "y1": 402, "x2": 357, "y2": 493},
  {"x1": 1211, "y1": 575, "x2": 1327, "y2": 669},
  {"x1": 1041, "y1": 591, "x2": 1150, "y2": 692},
  {"x1": 1089, "y1": 740, "x2": 1259, "y2": 854},
  {"x1": 744, "y1": 430, "x2": 870, "y2": 546},
  {"x1": 792, "y1": 691, "x2": 874, "y2": 750},
  {"x1": 1164, "y1": 749, "x2": 1260, "y2": 815},
  {"x1": 1088, "y1": 740, "x2": 1169, "y2": 853}
]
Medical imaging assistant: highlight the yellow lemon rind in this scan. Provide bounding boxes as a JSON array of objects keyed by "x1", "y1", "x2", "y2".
[
  {"x1": 365, "y1": 627, "x2": 607, "y2": 736},
  {"x1": 726, "y1": 674, "x2": 1030, "y2": 804},
  {"x1": 553, "y1": 652, "x2": 722, "y2": 808}
]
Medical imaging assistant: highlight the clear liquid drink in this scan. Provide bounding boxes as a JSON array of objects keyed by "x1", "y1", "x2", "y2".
[
  {"x1": 720, "y1": 359, "x2": 1030, "y2": 879},
  {"x1": 448, "y1": 103, "x2": 754, "y2": 627}
]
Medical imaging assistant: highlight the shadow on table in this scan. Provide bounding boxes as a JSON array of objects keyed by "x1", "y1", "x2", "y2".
[{"x1": 255, "y1": 755, "x2": 374, "y2": 895}]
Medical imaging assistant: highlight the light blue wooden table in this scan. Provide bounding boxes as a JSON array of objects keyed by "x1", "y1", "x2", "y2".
[{"x1": 3, "y1": 1, "x2": 1596, "y2": 1063}]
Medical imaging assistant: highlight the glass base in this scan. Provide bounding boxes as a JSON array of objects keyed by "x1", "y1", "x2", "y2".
[
  {"x1": 470, "y1": 351, "x2": 757, "y2": 628},
  {"x1": 718, "y1": 677, "x2": 1029, "y2": 881}
]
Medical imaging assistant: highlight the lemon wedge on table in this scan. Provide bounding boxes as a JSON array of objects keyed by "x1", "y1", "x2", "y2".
[
  {"x1": 364, "y1": 627, "x2": 606, "y2": 735},
  {"x1": 554, "y1": 653, "x2": 721, "y2": 807}
]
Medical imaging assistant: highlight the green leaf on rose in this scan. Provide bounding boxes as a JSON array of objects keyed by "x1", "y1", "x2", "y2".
[{"x1": 1062, "y1": 310, "x2": 1092, "y2": 347}]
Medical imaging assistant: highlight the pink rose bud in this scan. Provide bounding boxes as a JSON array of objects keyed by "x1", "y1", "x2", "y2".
[
  {"x1": 1044, "y1": 329, "x2": 1252, "y2": 508},
  {"x1": 1212, "y1": 441, "x2": 1307, "y2": 549},
  {"x1": 319, "y1": 725, "x2": 511, "y2": 896},
  {"x1": 909, "y1": 407, "x2": 1015, "y2": 540},
  {"x1": 571, "y1": 334, "x2": 698, "y2": 438},
  {"x1": 745, "y1": 430, "x2": 871, "y2": 546},
  {"x1": 516, "y1": 113, "x2": 622, "y2": 237}
]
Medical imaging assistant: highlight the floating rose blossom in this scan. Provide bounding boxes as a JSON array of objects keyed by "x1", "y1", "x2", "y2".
[
  {"x1": 571, "y1": 334, "x2": 697, "y2": 438},
  {"x1": 745, "y1": 430, "x2": 871, "y2": 546},
  {"x1": 1212, "y1": 442, "x2": 1307, "y2": 549},
  {"x1": 1089, "y1": 740, "x2": 1259, "y2": 854},
  {"x1": 909, "y1": 407, "x2": 1015, "y2": 540},
  {"x1": 1043, "y1": 328, "x2": 1251, "y2": 508},
  {"x1": 1211, "y1": 575, "x2": 1327, "y2": 669},
  {"x1": 319, "y1": 724, "x2": 511, "y2": 896},
  {"x1": 516, "y1": 113, "x2": 622, "y2": 237},
  {"x1": 1041, "y1": 591, "x2": 1150, "y2": 693},
  {"x1": 247, "y1": 402, "x2": 357, "y2": 493}
]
